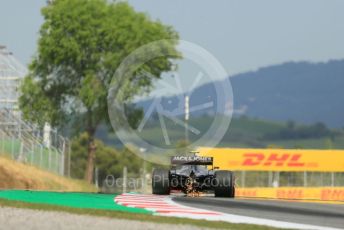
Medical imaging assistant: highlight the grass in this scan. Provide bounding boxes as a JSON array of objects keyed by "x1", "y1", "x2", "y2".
[
  {"x1": 0, "y1": 198, "x2": 284, "y2": 230},
  {"x1": 0, "y1": 190, "x2": 151, "y2": 214},
  {"x1": 0, "y1": 155, "x2": 96, "y2": 192}
]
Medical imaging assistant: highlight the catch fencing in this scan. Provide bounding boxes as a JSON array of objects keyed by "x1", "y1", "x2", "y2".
[
  {"x1": 0, "y1": 108, "x2": 70, "y2": 175},
  {"x1": 0, "y1": 45, "x2": 70, "y2": 176},
  {"x1": 235, "y1": 171, "x2": 344, "y2": 188}
]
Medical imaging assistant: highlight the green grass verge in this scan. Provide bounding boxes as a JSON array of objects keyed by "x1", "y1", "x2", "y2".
[
  {"x1": 0, "y1": 190, "x2": 149, "y2": 214},
  {"x1": 0, "y1": 198, "x2": 285, "y2": 230}
]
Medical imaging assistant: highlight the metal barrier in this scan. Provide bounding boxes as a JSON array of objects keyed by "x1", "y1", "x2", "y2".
[
  {"x1": 235, "y1": 187, "x2": 344, "y2": 201},
  {"x1": 0, "y1": 108, "x2": 69, "y2": 175},
  {"x1": 235, "y1": 171, "x2": 344, "y2": 188},
  {"x1": 0, "y1": 45, "x2": 70, "y2": 176}
]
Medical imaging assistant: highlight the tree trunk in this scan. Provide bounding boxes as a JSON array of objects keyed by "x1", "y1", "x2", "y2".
[{"x1": 85, "y1": 130, "x2": 97, "y2": 183}]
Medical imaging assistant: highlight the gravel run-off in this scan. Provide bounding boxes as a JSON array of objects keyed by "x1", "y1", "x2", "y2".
[{"x1": 0, "y1": 207, "x2": 213, "y2": 230}]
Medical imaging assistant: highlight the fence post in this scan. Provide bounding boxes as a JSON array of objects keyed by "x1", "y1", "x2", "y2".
[
  {"x1": 1, "y1": 131, "x2": 4, "y2": 154},
  {"x1": 40, "y1": 145, "x2": 43, "y2": 168},
  {"x1": 18, "y1": 141, "x2": 23, "y2": 161},
  {"x1": 95, "y1": 167, "x2": 99, "y2": 189},
  {"x1": 48, "y1": 147, "x2": 52, "y2": 172},
  {"x1": 18, "y1": 141, "x2": 24, "y2": 162},
  {"x1": 331, "y1": 172, "x2": 335, "y2": 187},
  {"x1": 56, "y1": 150, "x2": 59, "y2": 173},
  {"x1": 303, "y1": 171, "x2": 307, "y2": 187},
  {"x1": 268, "y1": 171, "x2": 273, "y2": 187},
  {"x1": 31, "y1": 142, "x2": 34, "y2": 165},
  {"x1": 68, "y1": 140, "x2": 71, "y2": 177},
  {"x1": 60, "y1": 137, "x2": 65, "y2": 176},
  {"x1": 123, "y1": 166, "x2": 127, "y2": 194},
  {"x1": 241, "y1": 171, "x2": 246, "y2": 187},
  {"x1": 273, "y1": 171, "x2": 279, "y2": 187},
  {"x1": 11, "y1": 134, "x2": 15, "y2": 159}
]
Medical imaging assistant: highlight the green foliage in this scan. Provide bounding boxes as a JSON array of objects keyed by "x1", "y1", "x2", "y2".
[
  {"x1": 124, "y1": 105, "x2": 144, "y2": 129},
  {"x1": 19, "y1": 76, "x2": 59, "y2": 126},
  {"x1": 19, "y1": 0, "x2": 180, "y2": 129},
  {"x1": 324, "y1": 138, "x2": 333, "y2": 149},
  {"x1": 99, "y1": 116, "x2": 344, "y2": 150},
  {"x1": 71, "y1": 133, "x2": 152, "y2": 181},
  {"x1": 19, "y1": 0, "x2": 180, "y2": 182},
  {"x1": 174, "y1": 139, "x2": 191, "y2": 155},
  {"x1": 70, "y1": 133, "x2": 88, "y2": 179},
  {"x1": 263, "y1": 121, "x2": 335, "y2": 140}
]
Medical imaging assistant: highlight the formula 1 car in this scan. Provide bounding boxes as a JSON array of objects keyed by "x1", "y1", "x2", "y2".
[{"x1": 152, "y1": 155, "x2": 235, "y2": 197}]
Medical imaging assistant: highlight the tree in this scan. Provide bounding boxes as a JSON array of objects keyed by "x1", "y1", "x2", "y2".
[
  {"x1": 70, "y1": 132, "x2": 148, "y2": 181},
  {"x1": 286, "y1": 120, "x2": 295, "y2": 130},
  {"x1": 19, "y1": 0, "x2": 180, "y2": 183}
]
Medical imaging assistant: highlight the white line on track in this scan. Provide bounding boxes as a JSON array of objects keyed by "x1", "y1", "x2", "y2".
[{"x1": 114, "y1": 194, "x2": 341, "y2": 230}]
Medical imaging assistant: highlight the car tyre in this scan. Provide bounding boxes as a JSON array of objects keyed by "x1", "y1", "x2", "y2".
[
  {"x1": 214, "y1": 170, "x2": 235, "y2": 198},
  {"x1": 152, "y1": 169, "x2": 170, "y2": 195}
]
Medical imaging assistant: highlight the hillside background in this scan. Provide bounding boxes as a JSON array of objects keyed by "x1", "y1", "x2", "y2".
[{"x1": 96, "y1": 59, "x2": 344, "y2": 150}]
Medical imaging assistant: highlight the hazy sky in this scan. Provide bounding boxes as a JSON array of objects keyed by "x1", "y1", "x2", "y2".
[{"x1": 1, "y1": 0, "x2": 344, "y2": 76}]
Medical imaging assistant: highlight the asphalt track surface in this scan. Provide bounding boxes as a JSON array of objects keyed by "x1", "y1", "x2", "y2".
[{"x1": 173, "y1": 197, "x2": 344, "y2": 229}]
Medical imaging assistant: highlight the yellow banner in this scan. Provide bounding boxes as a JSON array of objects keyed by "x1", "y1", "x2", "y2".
[
  {"x1": 199, "y1": 148, "x2": 344, "y2": 172},
  {"x1": 236, "y1": 187, "x2": 344, "y2": 202}
]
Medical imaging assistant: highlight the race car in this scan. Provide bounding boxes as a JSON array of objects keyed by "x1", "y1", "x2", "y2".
[{"x1": 152, "y1": 155, "x2": 235, "y2": 197}]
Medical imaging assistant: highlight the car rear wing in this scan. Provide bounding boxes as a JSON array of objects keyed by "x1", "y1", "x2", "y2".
[{"x1": 171, "y1": 156, "x2": 213, "y2": 165}]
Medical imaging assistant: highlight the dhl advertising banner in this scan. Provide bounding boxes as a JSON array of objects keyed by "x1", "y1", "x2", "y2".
[
  {"x1": 199, "y1": 148, "x2": 344, "y2": 172},
  {"x1": 236, "y1": 187, "x2": 344, "y2": 202}
]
